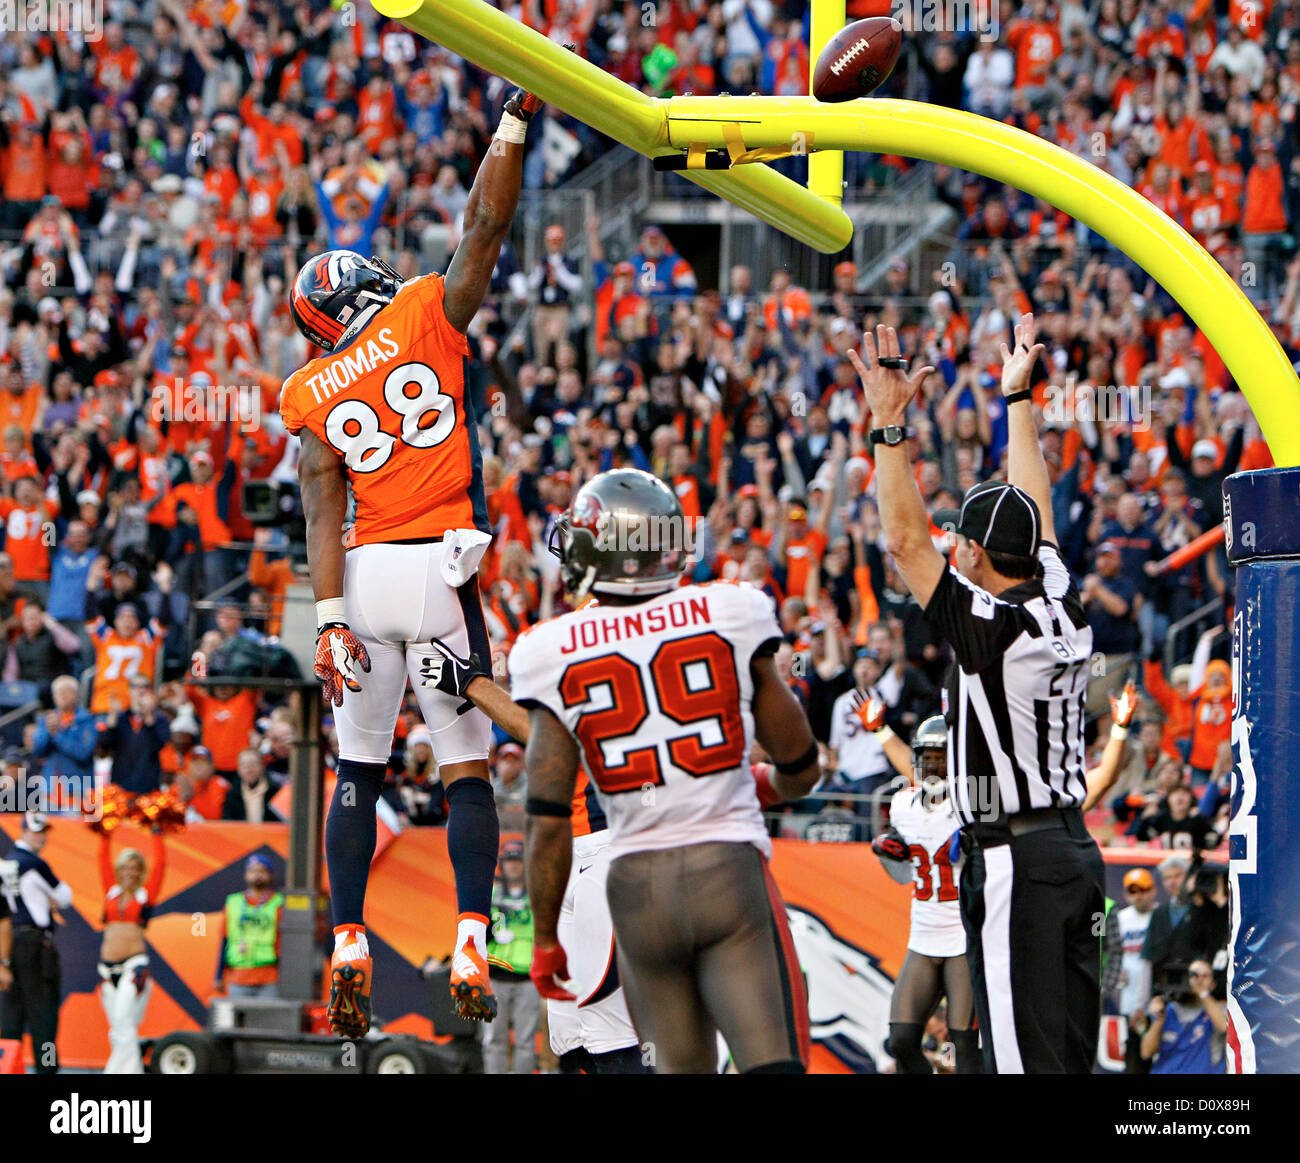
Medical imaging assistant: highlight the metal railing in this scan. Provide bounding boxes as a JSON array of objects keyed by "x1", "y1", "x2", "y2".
[
  {"x1": 1164, "y1": 597, "x2": 1226, "y2": 678},
  {"x1": 0, "y1": 697, "x2": 42, "y2": 746}
]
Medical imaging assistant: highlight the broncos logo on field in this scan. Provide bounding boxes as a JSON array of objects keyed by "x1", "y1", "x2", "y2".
[{"x1": 785, "y1": 906, "x2": 895, "y2": 1073}]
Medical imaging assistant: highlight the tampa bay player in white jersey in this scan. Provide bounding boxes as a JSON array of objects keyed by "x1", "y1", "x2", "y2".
[
  {"x1": 857, "y1": 699, "x2": 979, "y2": 1074},
  {"x1": 502, "y1": 468, "x2": 823, "y2": 1074}
]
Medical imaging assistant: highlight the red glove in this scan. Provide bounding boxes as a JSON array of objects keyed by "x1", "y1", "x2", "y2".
[
  {"x1": 530, "y1": 943, "x2": 576, "y2": 1001},
  {"x1": 314, "y1": 623, "x2": 371, "y2": 707},
  {"x1": 752, "y1": 762, "x2": 783, "y2": 809},
  {"x1": 872, "y1": 828, "x2": 910, "y2": 864}
]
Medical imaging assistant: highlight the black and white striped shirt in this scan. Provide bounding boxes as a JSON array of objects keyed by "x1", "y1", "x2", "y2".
[
  {"x1": 923, "y1": 543, "x2": 1093, "y2": 827},
  {"x1": 0, "y1": 841, "x2": 73, "y2": 929}
]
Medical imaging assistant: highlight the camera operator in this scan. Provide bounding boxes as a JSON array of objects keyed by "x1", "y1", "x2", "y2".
[{"x1": 1136, "y1": 959, "x2": 1227, "y2": 1074}]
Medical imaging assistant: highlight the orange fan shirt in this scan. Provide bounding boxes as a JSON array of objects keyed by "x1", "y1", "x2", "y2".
[
  {"x1": 0, "y1": 498, "x2": 55, "y2": 581},
  {"x1": 784, "y1": 528, "x2": 828, "y2": 600},
  {"x1": 279, "y1": 274, "x2": 489, "y2": 547},
  {"x1": 1243, "y1": 162, "x2": 1287, "y2": 234},
  {"x1": 150, "y1": 478, "x2": 231, "y2": 551},
  {"x1": 1006, "y1": 19, "x2": 1061, "y2": 89},
  {"x1": 0, "y1": 384, "x2": 40, "y2": 432},
  {"x1": 1185, "y1": 193, "x2": 1224, "y2": 245},
  {"x1": 89, "y1": 620, "x2": 162, "y2": 714},
  {"x1": 248, "y1": 550, "x2": 294, "y2": 637},
  {"x1": 1214, "y1": 162, "x2": 1244, "y2": 226},
  {"x1": 186, "y1": 685, "x2": 259, "y2": 772},
  {"x1": 246, "y1": 175, "x2": 285, "y2": 243},
  {"x1": 0, "y1": 451, "x2": 38, "y2": 483}
]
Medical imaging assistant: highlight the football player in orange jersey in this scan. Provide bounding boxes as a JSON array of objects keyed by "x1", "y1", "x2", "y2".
[{"x1": 281, "y1": 83, "x2": 544, "y2": 1037}]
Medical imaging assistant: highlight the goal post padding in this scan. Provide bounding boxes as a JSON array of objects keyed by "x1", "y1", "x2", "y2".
[{"x1": 1223, "y1": 467, "x2": 1300, "y2": 1074}]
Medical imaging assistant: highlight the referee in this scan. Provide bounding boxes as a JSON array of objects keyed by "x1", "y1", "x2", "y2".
[
  {"x1": 850, "y1": 314, "x2": 1103, "y2": 1073},
  {"x1": 0, "y1": 813, "x2": 72, "y2": 1074}
]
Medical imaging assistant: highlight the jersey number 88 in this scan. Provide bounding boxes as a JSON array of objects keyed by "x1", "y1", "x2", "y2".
[{"x1": 324, "y1": 362, "x2": 458, "y2": 473}]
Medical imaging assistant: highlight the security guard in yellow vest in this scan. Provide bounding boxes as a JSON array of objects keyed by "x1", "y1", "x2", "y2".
[
  {"x1": 481, "y1": 841, "x2": 540, "y2": 1074},
  {"x1": 213, "y1": 854, "x2": 284, "y2": 999}
]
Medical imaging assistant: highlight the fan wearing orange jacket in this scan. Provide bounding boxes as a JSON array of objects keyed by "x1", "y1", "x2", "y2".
[{"x1": 1144, "y1": 627, "x2": 1231, "y2": 781}]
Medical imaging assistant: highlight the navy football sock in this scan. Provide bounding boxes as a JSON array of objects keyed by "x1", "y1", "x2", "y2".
[
  {"x1": 445, "y1": 776, "x2": 499, "y2": 918},
  {"x1": 326, "y1": 759, "x2": 386, "y2": 928},
  {"x1": 590, "y1": 1046, "x2": 653, "y2": 1074}
]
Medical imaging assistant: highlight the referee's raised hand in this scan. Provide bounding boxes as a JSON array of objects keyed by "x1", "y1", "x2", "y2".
[
  {"x1": 847, "y1": 325, "x2": 935, "y2": 423},
  {"x1": 998, "y1": 313, "x2": 1046, "y2": 396}
]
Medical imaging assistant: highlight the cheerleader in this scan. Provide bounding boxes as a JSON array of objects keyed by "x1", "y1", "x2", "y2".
[{"x1": 97, "y1": 827, "x2": 165, "y2": 1074}]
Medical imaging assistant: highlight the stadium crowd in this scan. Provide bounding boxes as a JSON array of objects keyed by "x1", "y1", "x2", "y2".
[{"x1": 0, "y1": 0, "x2": 1266, "y2": 873}]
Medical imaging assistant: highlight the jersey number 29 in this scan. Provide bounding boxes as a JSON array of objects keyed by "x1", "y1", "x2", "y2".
[{"x1": 559, "y1": 632, "x2": 746, "y2": 794}]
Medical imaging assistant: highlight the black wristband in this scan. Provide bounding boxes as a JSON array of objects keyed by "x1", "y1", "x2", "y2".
[
  {"x1": 526, "y1": 797, "x2": 573, "y2": 818},
  {"x1": 1004, "y1": 389, "x2": 1033, "y2": 405},
  {"x1": 774, "y1": 742, "x2": 819, "y2": 777},
  {"x1": 317, "y1": 621, "x2": 348, "y2": 635}
]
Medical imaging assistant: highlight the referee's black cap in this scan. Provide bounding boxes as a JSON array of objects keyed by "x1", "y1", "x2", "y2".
[{"x1": 933, "y1": 480, "x2": 1041, "y2": 557}]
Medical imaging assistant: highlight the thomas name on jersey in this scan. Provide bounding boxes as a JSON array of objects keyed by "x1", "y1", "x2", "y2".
[
  {"x1": 559, "y1": 595, "x2": 712, "y2": 654},
  {"x1": 303, "y1": 327, "x2": 402, "y2": 405}
]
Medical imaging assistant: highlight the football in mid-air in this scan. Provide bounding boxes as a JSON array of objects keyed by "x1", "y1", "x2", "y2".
[{"x1": 812, "y1": 17, "x2": 903, "y2": 103}]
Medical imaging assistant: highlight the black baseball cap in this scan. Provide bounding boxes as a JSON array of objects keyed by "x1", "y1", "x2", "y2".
[{"x1": 933, "y1": 481, "x2": 1042, "y2": 558}]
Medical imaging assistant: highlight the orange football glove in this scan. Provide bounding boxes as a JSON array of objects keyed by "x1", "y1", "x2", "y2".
[
  {"x1": 852, "y1": 691, "x2": 887, "y2": 733},
  {"x1": 1110, "y1": 680, "x2": 1138, "y2": 729},
  {"x1": 530, "y1": 942, "x2": 576, "y2": 1001},
  {"x1": 314, "y1": 623, "x2": 371, "y2": 707}
]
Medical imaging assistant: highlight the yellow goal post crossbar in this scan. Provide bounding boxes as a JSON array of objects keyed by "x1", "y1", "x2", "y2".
[{"x1": 371, "y1": 0, "x2": 852, "y2": 253}]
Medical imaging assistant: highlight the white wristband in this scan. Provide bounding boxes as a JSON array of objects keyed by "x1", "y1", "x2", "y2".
[
  {"x1": 495, "y1": 112, "x2": 529, "y2": 144},
  {"x1": 316, "y1": 598, "x2": 345, "y2": 628},
  {"x1": 1110, "y1": 723, "x2": 1130, "y2": 741},
  {"x1": 875, "y1": 726, "x2": 896, "y2": 744}
]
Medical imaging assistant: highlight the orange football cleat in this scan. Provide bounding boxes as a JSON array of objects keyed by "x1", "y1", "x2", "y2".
[
  {"x1": 450, "y1": 936, "x2": 497, "y2": 1023},
  {"x1": 328, "y1": 927, "x2": 373, "y2": 1039}
]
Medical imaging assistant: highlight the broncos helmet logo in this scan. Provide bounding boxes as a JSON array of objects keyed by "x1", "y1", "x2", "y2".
[{"x1": 290, "y1": 251, "x2": 403, "y2": 352}]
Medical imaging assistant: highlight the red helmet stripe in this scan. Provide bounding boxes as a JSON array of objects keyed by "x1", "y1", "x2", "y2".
[
  {"x1": 292, "y1": 289, "x2": 345, "y2": 343},
  {"x1": 294, "y1": 298, "x2": 343, "y2": 343}
]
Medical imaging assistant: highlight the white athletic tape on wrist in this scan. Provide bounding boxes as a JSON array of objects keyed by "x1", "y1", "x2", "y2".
[
  {"x1": 875, "y1": 725, "x2": 895, "y2": 744},
  {"x1": 1110, "y1": 723, "x2": 1130, "y2": 741},
  {"x1": 495, "y1": 113, "x2": 528, "y2": 144},
  {"x1": 316, "y1": 598, "x2": 345, "y2": 628}
]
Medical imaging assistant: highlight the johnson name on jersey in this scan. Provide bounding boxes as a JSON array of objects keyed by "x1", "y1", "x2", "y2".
[
  {"x1": 279, "y1": 273, "x2": 488, "y2": 546},
  {"x1": 509, "y1": 582, "x2": 782, "y2": 859}
]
